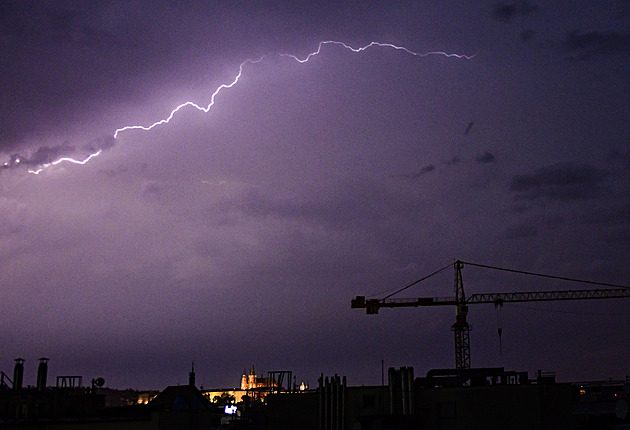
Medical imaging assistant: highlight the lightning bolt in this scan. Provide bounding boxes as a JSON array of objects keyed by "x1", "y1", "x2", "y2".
[
  {"x1": 281, "y1": 40, "x2": 476, "y2": 63},
  {"x1": 112, "y1": 56, "x2": 265, "y2": 138},
  {"x1": 27, "y1": 150, "x2": 102, "y2": 175},
  {"x1": 26, "y1": 41, "x2": 474, "y2": 175}
]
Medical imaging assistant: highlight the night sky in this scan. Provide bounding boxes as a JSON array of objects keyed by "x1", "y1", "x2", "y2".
[{"x1": 2, "y1": 1, "x2": 630, "y2": 390}]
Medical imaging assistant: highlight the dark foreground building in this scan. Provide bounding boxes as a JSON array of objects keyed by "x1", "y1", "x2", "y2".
[
  {"x1": 265, "y1": 367, "x2": 630, "y2": 430},
  {"x1": 1, "y1": 361, "x2": 629, "y2": 429}
]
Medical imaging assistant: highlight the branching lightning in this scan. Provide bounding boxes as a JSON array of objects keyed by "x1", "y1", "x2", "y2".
[
  {"x1": 25, "y1": 41, "x2": 474, "y2": 175},
  {"x1": 281, "y1": 40, "x2": 475, "y2": 63}
]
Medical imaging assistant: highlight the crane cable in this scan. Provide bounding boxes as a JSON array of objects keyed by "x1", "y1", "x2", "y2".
[
  {"x1": 380, "y1": 263, "x2": 452, "y2": 300},
  {"x1": 460, "y1": 260, "x2": 630, "y2": 290},
  {"x1": 458, "y1": 259, "x2": 630, "y2": 358}
]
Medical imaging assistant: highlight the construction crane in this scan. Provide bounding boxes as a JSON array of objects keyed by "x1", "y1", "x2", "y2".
[{"x1": 351, "y1": 260, "x2": 630, "y2": 370}]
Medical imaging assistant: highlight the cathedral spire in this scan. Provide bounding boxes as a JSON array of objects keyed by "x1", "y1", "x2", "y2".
[{"x1": 189, "y1": 361, "x2": 196, "y2": 387}]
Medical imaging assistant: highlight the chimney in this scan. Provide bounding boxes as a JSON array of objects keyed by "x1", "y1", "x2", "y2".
[
  {"x1": 13, "y1": 358, "x2": 24, "y2": 391},
  {"x1": 37, "y1": 357, "x2": 49, "y2": 391}
]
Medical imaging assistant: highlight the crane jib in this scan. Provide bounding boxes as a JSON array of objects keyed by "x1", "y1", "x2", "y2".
[
  {"x1": 467, "y1": 288, "x2": 630, "y2": 305},
  {"x1": 352, "y1": 289, "x2": 630, "y2": 310}
]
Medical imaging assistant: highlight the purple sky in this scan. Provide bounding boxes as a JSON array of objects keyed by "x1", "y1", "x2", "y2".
[{"x1": 2, "y1": 1, "x2": 630, "y2": 390}]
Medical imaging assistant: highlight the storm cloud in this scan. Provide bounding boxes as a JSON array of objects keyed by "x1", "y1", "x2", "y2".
[
  {"x1": 564, "y1": 30, "x2": 630, "y2": 60},
  {"x1": 1, "y1": 1, "x2": 629, "y2": 390},
  {"x1": 402, "y1": 164, "x2": 437, "y2": 179},
  {"x1": 510, "y1": 162, "x2": 610, "y2": 201},
  {"x1": 491, "y1": 2, "x2": 538, "y2": 22},
  {"x1": 476, "y1": 151, "x2": 496, "y2": 164}
]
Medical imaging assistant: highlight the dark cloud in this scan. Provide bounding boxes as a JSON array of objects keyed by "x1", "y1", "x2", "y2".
[
  {"x1": 476, "y1": 151, "x2": 496, "y2": 163},
  {"x1": 83, "y1": 135, "x2": 116, "y2": 153},
  {"x1": 0, "y1": 2, "x2": 144, "y2": 152},
  {"x1": 222, "y1": 183, "x2": 389, "y2": 231},
  {"x1": 582, "y1": 204, "x2": 630, "y2": 226},
  {"x1": 607, "y1": 150, "x2": 630, "y2": 169},
  {"x1": 545, "y1": 215, "x2": 565, "y2": 227},
  {"x1": 503, "y1": 223, "x2": 537, "y2": 239},
  {"x1": 2, "y1": 135, "x2": 114, "y2": 171},
  {"x1": 402, "y1": 164, "x2": 436, "y2": 179},
  {"x1": 141, "y1": 181, "x2": 162, "y2": 196},
  {"x1": 2, "y1": 0, "x2": 630, "y2": 390},
  {"x1": 232, "y1": 188, "x2": 324, "y2": 222},
  {"x1": 420, "y1": 164, "x2": 436, "y2": 174},
  {"x1": 0, "y1": 2, "x2": 118, "y2": 48},
  {"x1": 5, "y1": 142, "x2": 75, "y2": 168},
  {"x1": 520, "y1": 29, "x2": 535, "y2": 43},
  {"x1": 511, "y1": 203, "x2": 530, "y2": 213},
  {"x1": 491, "y1": 2, "x2": 538, "y2": 22},
  {"x1": 564, "y1": 30, "x2": 630, "y2": 60},
  {"x1": 603, "y1": 227, "x2": 630, "y2": 244},
  {"x1": 510, "y1": 162, "x2": 610, "y2": 201}
]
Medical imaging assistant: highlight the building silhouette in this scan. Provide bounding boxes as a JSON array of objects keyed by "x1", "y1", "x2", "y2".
[{"x1": 1, "y1": 358, "x2": 629, "y2": 429}]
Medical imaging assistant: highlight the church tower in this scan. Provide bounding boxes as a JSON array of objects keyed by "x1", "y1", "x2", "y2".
[
  {"x1": 248, "y1": 364, "x2": 256, "y2": 388},
  {"x1": 241, "y1": 368, "x2": 248, "y2": 390}
]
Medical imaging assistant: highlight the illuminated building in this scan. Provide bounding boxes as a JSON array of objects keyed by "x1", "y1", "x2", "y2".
[
  {"x1": 240, "y1": 364, "x2": 277, "y2": 391},
  {"x1": 202, "y1": 364, "x2": 281, "y2": 404}
]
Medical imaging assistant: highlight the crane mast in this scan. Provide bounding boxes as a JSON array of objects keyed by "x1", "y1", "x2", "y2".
[
  {"x1": 351, "y1": 260, "x2": 630, "y2": 370},
  {"x1": 452, "y1": 261, "x2": 470, "y2": 370}
]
